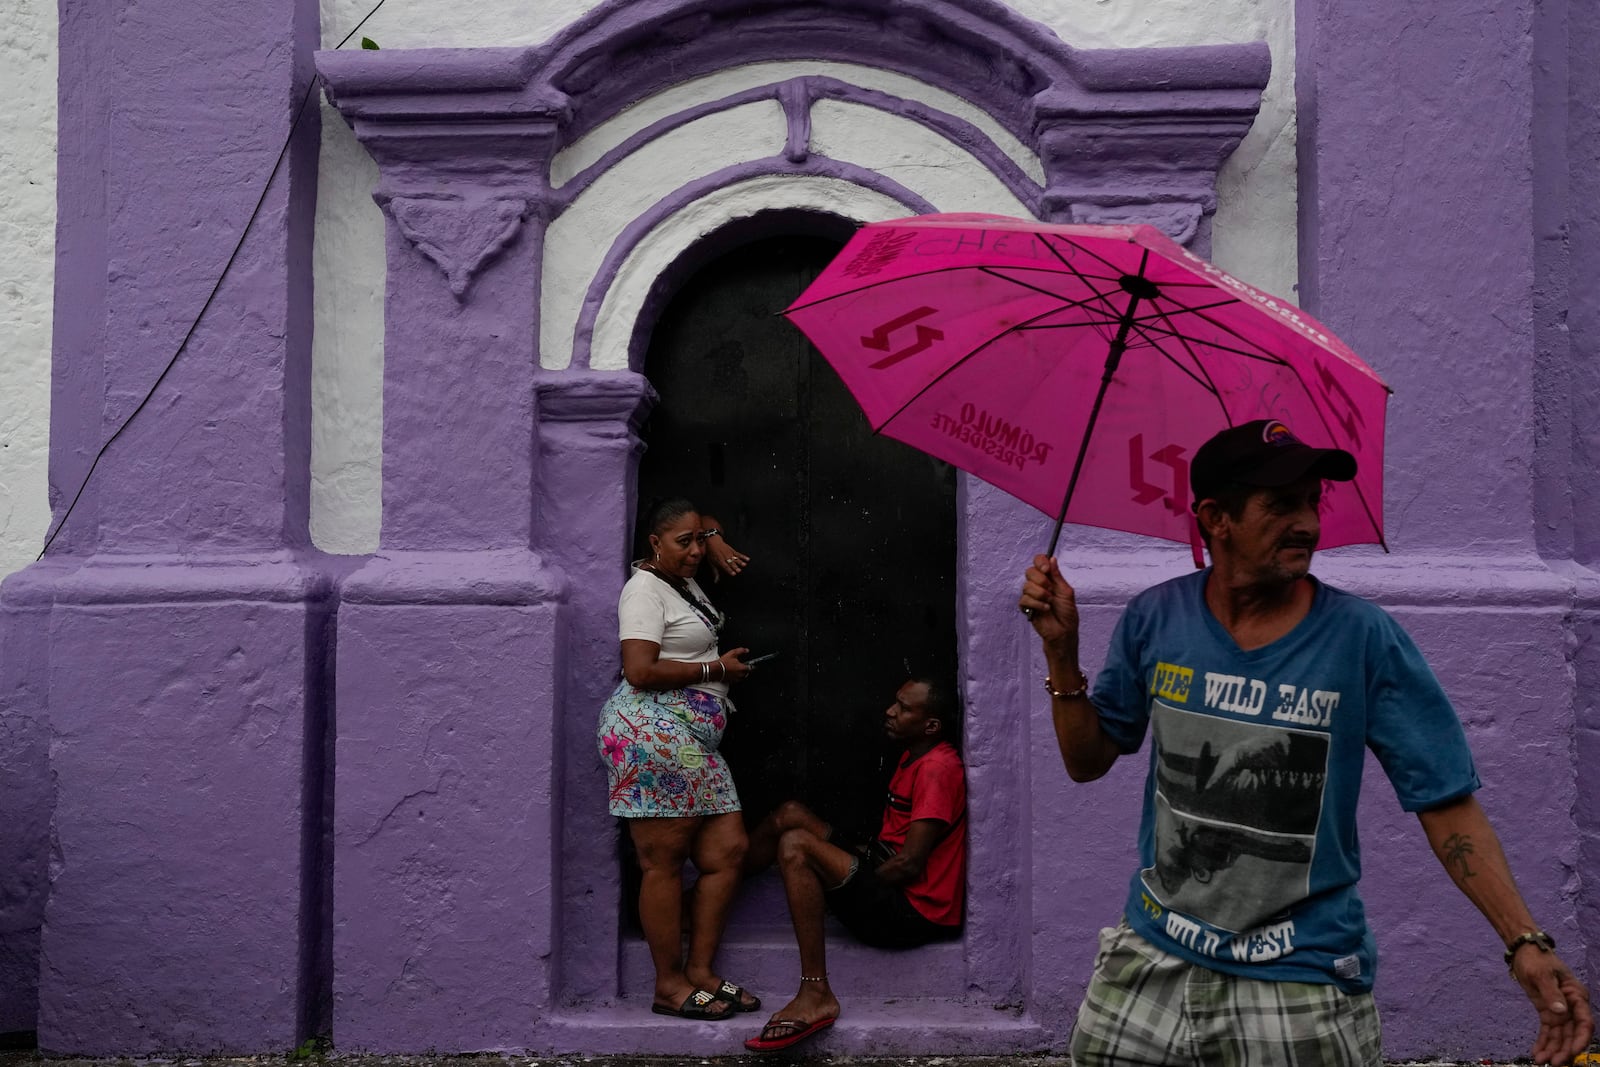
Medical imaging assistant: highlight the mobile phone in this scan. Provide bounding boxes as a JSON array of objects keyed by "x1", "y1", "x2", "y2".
[{"x1": 744, "y1": 652, "x2": 780, "y2": 666}]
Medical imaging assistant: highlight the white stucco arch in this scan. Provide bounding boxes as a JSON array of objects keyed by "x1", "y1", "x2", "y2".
[{"x1": 582, "y1": 176, "x2": 914, "y2": 371}]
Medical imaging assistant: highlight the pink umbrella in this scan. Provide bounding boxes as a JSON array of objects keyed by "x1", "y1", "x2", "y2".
[{"x1": 783, "y1": 213, "x2": 1390, "y2": 559}]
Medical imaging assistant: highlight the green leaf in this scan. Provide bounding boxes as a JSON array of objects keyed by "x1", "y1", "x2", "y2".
[{"x1": 360, "y1": 37, "x2": 380, "y2": 50}]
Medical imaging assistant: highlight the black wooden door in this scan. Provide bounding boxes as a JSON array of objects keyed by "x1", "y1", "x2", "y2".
[{"x1": 638, "y1": 234, "x2": 957, "y2": 840}]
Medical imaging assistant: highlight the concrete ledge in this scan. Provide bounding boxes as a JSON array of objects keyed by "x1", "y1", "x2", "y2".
[{"x1": 537, "y1": 999, "x2": 1049, "y2": 1057}]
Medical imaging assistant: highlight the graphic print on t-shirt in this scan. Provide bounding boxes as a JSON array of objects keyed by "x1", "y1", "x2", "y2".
[{"x1": 1142, "y1": 701, "x2": 1329, "y2": 932}]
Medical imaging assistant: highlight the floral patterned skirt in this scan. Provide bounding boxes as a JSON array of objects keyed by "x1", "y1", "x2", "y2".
[{"x1": 597, "y1": 681, "x2": 741, "y2": 818}]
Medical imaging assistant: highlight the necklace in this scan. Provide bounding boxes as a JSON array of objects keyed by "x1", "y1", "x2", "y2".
[{"x1": 641, "y1": 564, "x2": 725, "y2": 637}]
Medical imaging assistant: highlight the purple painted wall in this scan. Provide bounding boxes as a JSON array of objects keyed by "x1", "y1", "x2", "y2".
[
  {"x1": 1296, "y1": 0, "x2": 1595, "y2": 1055},
  {"x1": 1555, "y1": 0, "x2": 1600, "y2": 1007},
  {"x1": 1, "y1": 0, "x2": 334, "y2": 1053},
  {"x1": 2, "y1": 0, "x2": 1593, "y2": 1058}
]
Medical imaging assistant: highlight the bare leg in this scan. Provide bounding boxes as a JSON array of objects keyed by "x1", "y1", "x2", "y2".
[
  {"x1": 629, "y1": 815, "x2": 730, "y2": 1015},
  {"x1": 684, "y1": 810, "x2": 752, "y2": 1003},
  {"x1": 744, "y1": 799, "x2": 833, "y2": 876},
  {"x1": 753, "y1": 827, "x2": 855, "y2": 1034}
]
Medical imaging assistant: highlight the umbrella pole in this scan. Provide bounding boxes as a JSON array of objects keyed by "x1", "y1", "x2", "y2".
[{"x1": 1045, "y1": 283, "x2": 1152, "y2": 557}]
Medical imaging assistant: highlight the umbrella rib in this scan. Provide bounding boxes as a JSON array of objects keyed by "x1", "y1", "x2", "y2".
[
  {"x1": 869, "y1": 303, "x2": 1085, "y2": 430},
  {"x1": 1141, "y1": 321, "x2": 1238, "y2": 424},
  {"x1": 1018, "y1": 318, "x2": 1285, "y2": 366},
  {"x1": 786, "y1": 262, "x2": 1132, "y2": 314},
  {"x1": 974, "y1": 268, "x2": 1128, "y2": 317},
  {"x1": 1046, "y1": 232, "x2": 1142, "y2": 281},
  {"x1": 1275, "y1": 361, "x2": 1389, "y2": 550},
  {"x1": 1130, "y1": 296, "x2": 1241, "y2": 321},
  {"x1": 1114, "y1": 322, "x2": 1224, "y2": 394},
  {"x1": 1127, "y1": 319, "x2": 1289, "y2": 365},
  {"x1": 1034, "y1": 236, "x2": 1137, "y2": 321},
  {"x1": 1139, "y1": 290, "x2": 1304, "y2": 360},
  {"x1": 782, "y1": 263, "x2": 1081, "y2": 312}
]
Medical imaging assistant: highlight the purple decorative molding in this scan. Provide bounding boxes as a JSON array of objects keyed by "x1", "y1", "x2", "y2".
[
  {"x1": 554, "y1": 76, "x2": 1044, "y2": 212},
  {"x1": 314, "y1": 0, "x2": 1268, "y2": 1053},
  {"x1": 381, "y1": 194, "x2": 531, "y2": 301},
  {"x1": 570, "y1": 158, "x2": 938, "y2": 370}
]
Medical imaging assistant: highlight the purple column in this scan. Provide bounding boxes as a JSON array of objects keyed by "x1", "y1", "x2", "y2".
[
  {"x1": 0, "y1": 565, "x2": 73, "y2": 1034},
  {"x1": 317, "y1": 53, "x2": 574, "y2": 1051},
  {"x1": 1298, "y1": 0, "x2": 1587, "y2": 1058},
  {"x1": 0, "y1": 0, "x2": 119, "y2": 1025},
  {"x1": 8, "y1": 0, "x2": 332, "y2": 1053},
  {"x1": 1551, "y1": 0, "x2": 1600, "y2": 1006},
  {"x1": 531, "y1": 371, "x2": 655, "y2": 1008}
]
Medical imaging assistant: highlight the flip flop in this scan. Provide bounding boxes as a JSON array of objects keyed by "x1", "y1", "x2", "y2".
[
  {"x1": 743, "y1": 1016, "x2": 836, "y2": 1052},
  {"x1": 651, "y1": 988, "x2": 735, "y2": 1020},
  {"x1": 711, "y1": 979, "x2": 761, "y2": 1013}
]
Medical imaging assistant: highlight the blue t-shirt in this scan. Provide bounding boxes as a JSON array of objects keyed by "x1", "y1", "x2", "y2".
[{"x1": 1094, "y1": 569, "x2": 1480, "y2": 992}]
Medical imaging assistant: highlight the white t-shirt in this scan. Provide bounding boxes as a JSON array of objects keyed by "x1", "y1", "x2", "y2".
[{"x1": 618, "y1": 565, "x2": 729, "y2": 699}]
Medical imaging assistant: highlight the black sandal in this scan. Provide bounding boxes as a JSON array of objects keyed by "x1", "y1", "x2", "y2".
[
  {"x1": 711, "y1": 979, "x2": 761, "y2": 1012},
  {"x1": 651, "y1": 988, "x2": 735, "y2": 1020}
]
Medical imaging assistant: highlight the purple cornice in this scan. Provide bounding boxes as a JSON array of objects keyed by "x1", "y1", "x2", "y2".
[
  {"x1": 1063, "y1": 43, "x2": 1272, "y2": 93},
  {"x1": 532, "y1": 370, "x2": 656, "y2": 429},
  {"x1": 316, "y1": 47, "x2": 560, "y2": 123},
  {"x1": 317, "y1": 0, "x2": 1268, "y2": 162}
]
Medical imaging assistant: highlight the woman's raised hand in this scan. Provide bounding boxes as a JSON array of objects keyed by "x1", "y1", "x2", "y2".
[
  {"x1": 719, "y1": 647, "x2": 753, "y2": 683},
  {"x1": 702, "y1": 525, "x2": 751, "y2": 583}
]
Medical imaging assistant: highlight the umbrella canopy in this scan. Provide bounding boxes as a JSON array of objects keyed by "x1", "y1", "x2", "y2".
[{"x1": 784, "y1": 213, "x2": 1390, "y2": 555}]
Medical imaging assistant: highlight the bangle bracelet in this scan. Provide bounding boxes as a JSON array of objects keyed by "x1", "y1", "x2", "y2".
[
  {"x1": 699, "y1": 661, "x2": 709, "y2": 684},
  {"x1": 1504, "y1": 930, "x2": 1555, "y2": 972},
  {"x1": 1044, "y1": 673, "x2": 1088, "y2": 700},
  {"x1": 717, "y1": 659, "x2": 726, "y2": 680},
  {"x1": 702, "y1": 528, "x2": 722, "y2": 540}
]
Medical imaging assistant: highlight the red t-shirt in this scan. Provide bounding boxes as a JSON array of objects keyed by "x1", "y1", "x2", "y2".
[{"x1": 878, "y1": 740, "x2": 966, "y2": 927}]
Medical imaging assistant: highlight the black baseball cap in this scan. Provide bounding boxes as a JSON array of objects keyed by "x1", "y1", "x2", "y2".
[{"x1": 1190, "y1": 420, "x2": 1356, "y2": 503}]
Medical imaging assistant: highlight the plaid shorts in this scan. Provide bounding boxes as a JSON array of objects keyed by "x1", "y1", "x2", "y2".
[{"x1": 1071, "y1": 922, "x2": 1382, "y2": 1067}]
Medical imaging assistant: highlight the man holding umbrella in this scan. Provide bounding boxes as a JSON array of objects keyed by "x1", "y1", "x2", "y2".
[{"x1": 1018, "y1": 419, "x2": 1593, "y2": 1066}]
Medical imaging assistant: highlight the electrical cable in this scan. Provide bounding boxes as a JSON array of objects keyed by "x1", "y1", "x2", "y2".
[{"x1": 36, "y1": 0, "x2": 391, "y2": 560}]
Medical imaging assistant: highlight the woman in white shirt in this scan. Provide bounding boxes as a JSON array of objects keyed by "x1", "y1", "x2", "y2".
[{"x1": 597, "y1": 498, "x2": 762, "y2": 1020}]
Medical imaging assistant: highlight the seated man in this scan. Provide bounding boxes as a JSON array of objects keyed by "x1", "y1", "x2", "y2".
[{"x1": 740, "y1": 676, "x2": 966, "y2": 1053}]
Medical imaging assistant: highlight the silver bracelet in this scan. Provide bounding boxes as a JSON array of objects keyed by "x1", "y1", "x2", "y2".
[{"x1": 699, "y1": 661, "x2": 709, "y2": 683}]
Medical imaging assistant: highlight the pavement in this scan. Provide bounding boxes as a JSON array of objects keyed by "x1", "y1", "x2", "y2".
[{"x1": 1, "y1": 1049, "x2": 1586, "y2": 1067}]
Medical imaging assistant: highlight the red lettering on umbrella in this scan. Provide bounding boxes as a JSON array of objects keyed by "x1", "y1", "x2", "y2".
[
  {"x1": 1314, "y1": 361, "x2": 1365, "y2": 446},
  {"x1": 861, "y1": 307, "x2": 944, "y2": 369},
  {"x1": 1129, "y1": 435, "x2": 1188, "y2": 515}
]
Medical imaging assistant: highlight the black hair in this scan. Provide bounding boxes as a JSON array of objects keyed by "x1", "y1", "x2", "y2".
[
  {"x1": 639, "y1": 497, "x2": 699, "y2": 551},
  {"x1": 909, "y1": 673, "x2": 962, "y2": 747}
]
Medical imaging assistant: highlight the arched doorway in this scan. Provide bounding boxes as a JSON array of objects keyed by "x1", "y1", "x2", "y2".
[{"x1": 637, "y1": 232, "x2": 959, "y2": 840}]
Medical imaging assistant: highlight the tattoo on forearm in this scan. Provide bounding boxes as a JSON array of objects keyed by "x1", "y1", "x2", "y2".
[{"x1": 1442, "y1": 833, "x2": 1477, "y2": 879}]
